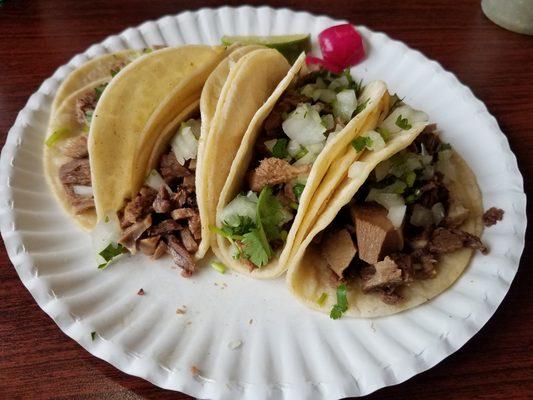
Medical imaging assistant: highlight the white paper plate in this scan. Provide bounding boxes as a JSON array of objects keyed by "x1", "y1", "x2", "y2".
[{"x1": 0, "y1": 6, "x2": 526, "y2": 399}]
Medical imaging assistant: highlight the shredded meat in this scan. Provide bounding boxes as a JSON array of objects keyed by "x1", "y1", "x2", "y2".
[
  {"x1": 59, "y1": 158, "x2": 91, "y2": 185},
  {"x1": 429, "y1": 227, "x2": 487, "y2": 254},
  {"x1": 483, "y1": 207, "x2": 504, "y2": 227},
  {"x1": 75, "y1": 91, "x2": 97, "y2": 125},
  {"x1": 172, "y1": 188, "x2": 189, "y2": 208},
  {"x1": 165, "y1": 234, "x2": 195, "y2": 275},
  {"x1": 159, "y1": 152, "x2": 191, "y2": 183},
  {"x1": 60, "y1": 136, "x2": 88, "y2": 158},
  {"x1": 248, "y1": 158, "x2": 311, "y2": 192},
  {"x1": 122, "y1": 187, "x2": 157, "y2": 226},
  {"x1": 118, "y1": 215, "x2": 152, "y2": 253},
  {"x1": 148, "y1": 219, "x2": 183, "y2": 236},
  {"x1": 379, "y1": 288, "x2": 403, "y2": 305},
  {"x1": 412, "y1": 248, "x2": 438, "y2": 279},
  {"x1": 153, "y1": 186, "x2": 172, "y2": 213},
  {"x1": 180, "y1": 228, "x2": 198, "y2": 253}
]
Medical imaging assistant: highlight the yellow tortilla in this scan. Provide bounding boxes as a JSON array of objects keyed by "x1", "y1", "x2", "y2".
[
  {"x1": 286, "y1": 124, "x2": 484, "y2": 318},
  {"x1": 196, "y1": 48, "x2": 291, "y2": 259},
  {"x1": 89, "y1": 45, "x2": 227, "y2": 220},
  {"x1": 43, "y1": 79, "x2": 109, "y2": 230},
  {"x1": 214, "y1": 63, "x2": 391, "y2": 278}
]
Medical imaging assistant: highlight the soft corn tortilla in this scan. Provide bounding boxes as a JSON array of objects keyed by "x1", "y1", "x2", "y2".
[
  {"x1": 43, "y1": 79, "x2": 109, "y2": 230},
  {"x1": 196, "y1": 48, "x2": 291, "y2": 259},
  {"x1": 52, "y1": 50, "x2": 140, "y2": 114},
  {"x1": 286, "y1": 125, "x2": 483, "y2": 318},
  {"x1": 89, "y1": 45, "x2": 227, "y2": 220},
  {"x1": 214, "y1": 58, "x2": 392, "y2": 278}
]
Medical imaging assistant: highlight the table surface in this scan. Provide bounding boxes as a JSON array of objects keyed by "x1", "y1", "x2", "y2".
[{"x1": 1, "y1": 0, "x2": 532, "y2": 399}]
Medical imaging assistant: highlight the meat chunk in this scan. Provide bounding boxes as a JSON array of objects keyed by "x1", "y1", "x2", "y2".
[
  {"x1": 351, "y1": 202, "x2": 404, "y2": 264},
  {"x1": 122, "y1": 187, "x2": 157, "y2": 225},
  {"x1": 416, "y1": 131, "x2": 441, "y2": 155},
  {"x1": 406, "y1": 227, "x2": 433, "y2": 250},
  {"x1": 412, "y1": 248, "x2": 438, "y2": 279},
  {"x1": 379, "y1": 289, "x2": 403, "y2": 305},
  {"x1": 59, "y1": 136, "x2": 88, "y2": 158},
  {"x1": 152, "y1": 240, "x2": 167, "y2": 260},
  {"x1": 182, "y1": 175, "x2": 195, "y2": 189},
  {"x1": 428, "y1": 227, "x2": 488, "y2": 254},
  {"x1": 165, "y1": 234, "x2": 195, "y2": 275},
  {"x1": 75, "y1": 91, "x2": 97, "y2": 125},
  {"x1": 419, "y1": 172, "x2": 449, "y2": 209},
  {"x1": 172, "y1": 188, "x2": 189, "y2": 208},
  {"x1": 361, "y1": 256, "x2": 403, "y2": 292},
  {"x1": 391, "y1": 253, "x2": 414, "y2": 283},
  {"x1": 248, "y1": 158, "x2": 311, "y2": 192},
  {"x1": 148, "y1": 219, "x2": 183, "y2": 236},
  {"x1": 171, "y1": 208, "x2": 197, "y2": 221},
  {"x1": 483, "y1": 207, "x2": 504, "y2": 227},
  {"x1": 138, "y1": 235, "x2": 160, "y2": 256},
  {"x1": 180, "y1": 228, "x2": 198, "y2": 253},
  {"x1": 59, "y1": 158, "x2": 91, "y2": 185},
  {"x1": 118, "y1": 214, "x2": 152, "y2": 253},
  {"x1": 320, "y1": 229, "x2": 357, "y2": 278},
  {"x1": 71, "y1": 196, "x2": 95, "y2": 214},
  {"x1": 159, "y1": 152, "x2": 191, "y2": 183},
  {"x1": 153, "y1": 186, "x2": 172, "y2": 213},
  {"x1": 442, "y1": 198, "x2": 470, "y2": 228},
  {"x1": 188, "y1": 213, "x2": 202, "y2": 241}
]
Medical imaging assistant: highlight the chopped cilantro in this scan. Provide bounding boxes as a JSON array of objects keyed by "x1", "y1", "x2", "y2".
[
  {"x1": 272, "y1": 138, "x2": 288, "y2": 158},
  {"x1": 44, "y1": 127, "x2": 69, "y2": 147},
  {"x1": 280, "y1": 230, "x2": 288, "y2": 242},
  {"x1": 110, "y1": 67, "x2": 120, "y2": 77},
  {"x1": 293, "y1": 183, "x2": 305, "y2": 202},
  {"x1": 351, "y1": 135, "x2": 373, "y2": 152},
  {"x1": 222, "y1": 215, "x2": 256, "y2": 237},
  {"x1": 97, "y1": 242, "x2": 124, "y2": 269},
  {"x1": 405, "y1": 170, "x2": 417, "y2": 187},
  {"x1": 294, "y1": 147, "x2": 308, "y2": 160},
  {"x1": 257, "y1": 187, "x2": 285, "y2": 241},
  {"x1": 354, "y1": 98, "x2": 369, "y2": 115},
  {"x1": 94, "y1": 83, "x2": 108, "y2": 100},
  {"x1": 242, "y1": 228, "x2": 270, "y2": 267},
  {"x1": 317, "y1": 292, "x2": 328, "y2": 306},
  {"x1": 395, "y1": 114, "x2": 412, "y2": 130},
  {"x1": 211, "y1": 262, "x2": 227, "y2": 274},
  {"x1": 376, "y1": 127, "x2": 392, "y2": 141},
  {"x1": 330, "y1": 283, "x2": 348, "y2": 319},
  {"x1": 210, "y1": 225, "x2": 243, "y2": 241},
  {"x1": 91, "y1": 331, "x2": 96, "y2": 341}
]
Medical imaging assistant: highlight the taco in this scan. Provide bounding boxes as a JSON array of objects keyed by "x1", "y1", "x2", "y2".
[
  {"x1": 212, "y1": 55, "x2": 392, "y2": 278},
  {"x1": 44, "y1": 45, "x2": 226, "y2": 231},
  {"x1": 91, "y1": 47, "x2": 291, "y2": 274},
  {"x1": 286, "y1": 98, "x2": 493, "y2": 318}
]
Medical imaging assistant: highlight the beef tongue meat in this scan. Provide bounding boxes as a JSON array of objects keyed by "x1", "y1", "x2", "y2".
[{"x1": 320, "y1": 228, "x2": 357, "y2": 278}]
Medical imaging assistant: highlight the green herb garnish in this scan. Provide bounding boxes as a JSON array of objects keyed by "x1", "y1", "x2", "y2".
[
  {"x1": 395, "y1": 114, "x2": 412, "y2": 130},
  {"x1": 94, "y1": 83, "x2": 108, "y2": 100},
  {"x1": 351, "y1": 135, "x2": 373, "y2": 152},
  {"x1": 211, "y1": 262, "x2": 227, "y2": 274},
  {"x1": 405, "y1": 170, "x2": 417, "y2": 187},
  {"x1": 330, "y1": 283, "x2": 348, "y2": 319},
  {"x1": 376, "y1": 127, "x2": 392, "y2": 141},
  {"x1": 242, "y1": 228, "x2": 271, "y2": 267},
  {"x1": 354, "y1": 98, "x2": 369, "y2": 115},
  {"x1": 256, "y1": 186, "x2": 285, "y2": 241},
  {"x1": 317, "y1": 292, "x2": 328, "y2": 306},
  {"x1": 293, "y1": 183, "x2": 305, "y2": 202},
  {"x1": 294, "y1": 147, "x2": 308, "y2": 160},
  {"x1": 97, "y1": 242, "x2": 125, "y2": 269},
  {"x1": 272, "y1": 138, "x2": 289, "y2": 158},
  {"x1": 44, "y1": 127, "x2": 69, "y2": 147}
]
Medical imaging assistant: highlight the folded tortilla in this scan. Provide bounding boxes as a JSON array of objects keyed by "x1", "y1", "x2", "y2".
[
  {"x1": 286, "y1": 108, "x2": 484, "y2": 317},
  {"x1": 213, "y1": 54, "x2": 393, "y2": 279}
]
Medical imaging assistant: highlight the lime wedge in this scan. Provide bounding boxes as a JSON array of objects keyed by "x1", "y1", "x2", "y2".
[{"x1": 221, "y1": 34, "x2": 310, "y2": 63}]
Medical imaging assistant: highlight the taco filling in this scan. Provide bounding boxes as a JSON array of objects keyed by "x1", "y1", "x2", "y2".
[
  {"x1": 117, "y1": 119, "x2": 201, "y2": 276},
  {"x1": 215, "y1": 68, "x2": 368, "y2": 269},
  {"x1": 315, "y1": 126, "x2": 501, "y2": 306}
]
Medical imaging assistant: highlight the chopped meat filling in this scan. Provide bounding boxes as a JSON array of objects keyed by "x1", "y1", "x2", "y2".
[
  {"x1": 159, "y1": 152, "x2": 191, "y2": 183},
  {"x1": 483, "y1": 207, "x2": 504, "y2": 227},
  {"x1": 165, "y1": 234, "x2": 195, "y2": 276},
  {"x1": 248, "y1": 157, "x2": 311, "y2": 192},
  {"x1": 60, "y1": 136, "x2": 89, "y2": 159},
  {"x1": 75, "y1": 91, "x2": 97, "y2": 125},
  {"x1": 59, "y1": 158, "x2": 91, "y2": 185}
]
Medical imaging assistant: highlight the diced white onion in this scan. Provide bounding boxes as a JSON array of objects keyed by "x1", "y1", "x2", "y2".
[
  {"x1": 410, "y1": 204, "x2": 434, "y2": 227},
  {"x1": 282, "y1": 103, "x2": 326, "y2": 146},
  {"x1": 91, "y1": 213, "x2": 122, "y2": 264},
  {"x1": 348, "y1": 161, "x2": 368, "y2": 179},
  {"x1": 333, "y1": 89, "x2": 357, "y2": 123},
  {"x1": 328, "y1": 75, "x2": 349, "y2": 91},
  {"x1": 301, "y1": 84, "x2": 315, "y2": 98},
  {"x1": 293, "y1": 150, "x2": 318, "y2": 166},
  {"x1": 321, "y1": 114, "x2": 335, "y2": 130},
  {"x1": 314, "y1": 88, "x2": 337, "y2": 103},
  {"x1": 432, "y1": 202, "x2": 445, "y2": 225},
  {"x1": 379, "y1": 105, "x2": 429, "y2": 135},
  {"x1": 219, "y1": 194, "x2": 258, "y2": 225},
  {"x1": 72, "y1": 185, "x2": 93, "y2": 196},
  {"x1": 306, "y1": 142, "x2": 325, "y2": 154},
  {"x1": 388, "y1": 205, "x2": 406, "y2": 228},
  {"x1": 287, "y1": 139, "x2": 303, "y2": 158},
  {"x1": 145, "y1": 169, "x2": 171, "y2": 192},
  {"x1": 171, "y1": 123, "x2": 199, "y2": 165},
  {"x1": 365, "y1": 130, "x2": 386, "y2": 151},
  {"x1": 366, "y1": 189, "x2": 405, "y2": 209}
]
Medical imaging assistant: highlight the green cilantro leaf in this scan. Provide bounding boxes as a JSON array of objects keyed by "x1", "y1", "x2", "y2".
[
  {"x1": 293, "y1": 183, "x2": 305, "y2": 202},
  {"x1": 97, "y1": 242, "x2": 124, "y2": 269},
  {"x1": 404, "y1": 170, "x2": 417, "y2": 187},
  {"x1": 242, "y1": 228, "x2": 270, "y2": 267},
  {"x1": 354, "y1": 98, "x2": 369, "y2": 115},
  {"x1": 351, "y1": 135, "x2": 373, "y2": 152},
  {"x1": 330, "y1": 283, "x2": 348, "y2": 319},
  {"x1": 272, "y1": 138, "x2": 289, "y2": 159},
  {"x1": 395, "y1": 114, "x2": 412, "y2": 130},
  {"x1": 110, "y1": 67, "x2": 121, "y2": 77},
  {"x1": 94, "y1": 83, "x2": 108, "y2": 101},
  {"x1": 222, "y1": 215, "x2": 256, "y2": 237},
  {"x1": 257, "y1": 187, "x2": 285, "y2": 241}
]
